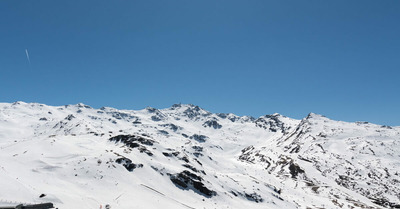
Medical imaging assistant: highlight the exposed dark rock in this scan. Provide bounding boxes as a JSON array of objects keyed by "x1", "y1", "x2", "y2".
[
  {"x1": 88, "y1": 115, "x2": 99, "y2": 120},
  {"x1": 381, "y1": 125, "x2": 392, "y2": 129},
  {"x1": 216, "y1": 113, "x2": 227, "y2": 119},
  {"x1": 158, "y1": 130, "x2": 169, "y2": 135},
  {"x1": 335, "y1": 175, "x2": 357, "y2": 190},
  {"x1": 160, "y1": 123, "x2": 181, "y2": 132},
  {"x1": 64, "y1": 114, "x2": 75, "y2": 121},
  {"x1": 76, "y1": 103, "x2": 92, "y2": 109},
  {"x1": 151, "y1": 116, "x2": 162, "y2": 121},
  {"x1": 141, "y1": 133, "x2": 150, "y2": 137},
  {"x1": 193, "y1": 153, "x2": 203, "y2": 157},
  {"x1": 170, "y1": 104, "x2": 182, "y2": 109},
  {"x1": 255, "y1": 114, "x2": 288, "y2": 133},
  {"x1": 109, "y1": 134, "x2": 155, "y2": 147},
  {"x1": 297, "y1": 155, "x2": 313, "y2": 163},
  {"x1": 202, "y1": 120, "x2": 222, "y2": 129},
  {"x1": 228, "y1": 115, "x2": 240, "y2": 122},
  {"x1": 289, "y1": 145, "x2": 301, "y2": 153},
  {"x1": 146, "y1": 107, "x2": 157, "y2": 113},
  {"x1": 245, "y1": 192, "x2": 263, "y2": 203},
  {"x1": 371, "y1": 198, "x2": 400, "y2": 208},
  {"x1": 238, "y1": 146, "x2": 256, "y2": 163},
  {"x1": 183, "y1": 105, "x2": 206, "y2": 119},
  {"x1": 108, "y1": 119, "x2": 117, "y2": 124},
  {"x1": 180, "y1": 156, "x2": 190, "y2": 163},
  {"x1": 138, "y1": 146, "x2": 153, "y2": 156},
  {"x1": 109, "y1": 135, "x2": 155, "y2": 156},
  {"x1": 182, "y1": 164, "x2": 206, "y2": 175},
  {"x1": 194, "y1": 159, "x2": 203, "y2": 166},
  {"x1": 192, "y1": 146, "x2": 203, "y2": 152},
  {"x1": 147, "y1": 108, "x2": 166, "y2": 121},
  {"x1": 190, "y1": 134, "x2": 209, "y2": 143},
  {"x1": 162, "y1": 151, "x2": 180, "y2": 157},
  {"x1": 192, "y1": 145, "x2": 204, "y2": 157},
  {"x1": 231, "y1": 191, "x2": 238, "y2": 197},
  {"x1": 109, "y1": 111, "x2": 137, "y2": 120},
  {"x1": 230, "y1": 191, "x2": 264, "y2": 203},
  {"x1": 289, "y1": 163, "x2": 304, "y2": 179},
  {"x1": 170, "y1": 170, "x2": 216, "y2": 197},
  {"x1": 116, "y1": 157, "x2": 143, "y2": 172}
]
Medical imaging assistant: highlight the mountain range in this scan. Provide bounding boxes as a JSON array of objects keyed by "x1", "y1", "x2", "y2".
[{"x1": 0, "y1": 102, "x2": 399, "y2": 209}]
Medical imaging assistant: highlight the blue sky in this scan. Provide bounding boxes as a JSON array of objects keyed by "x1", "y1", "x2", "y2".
[{"x1": 1, "y1": 1, "x2": 399, "y2": 125}]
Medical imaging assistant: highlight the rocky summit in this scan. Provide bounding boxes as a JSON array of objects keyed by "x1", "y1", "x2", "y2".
[{"x1": 0, "y1": 102, "x2": 399, "y2": 209}]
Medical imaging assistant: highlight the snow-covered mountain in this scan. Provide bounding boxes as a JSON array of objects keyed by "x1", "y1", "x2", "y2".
[{"x1": 0, "y1": 102, "x2": 399, "y2": 209}]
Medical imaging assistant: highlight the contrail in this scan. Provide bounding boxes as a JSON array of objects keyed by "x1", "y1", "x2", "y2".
[{"x1": 25, "y1": 49, "x2": 31, "y2": 64}]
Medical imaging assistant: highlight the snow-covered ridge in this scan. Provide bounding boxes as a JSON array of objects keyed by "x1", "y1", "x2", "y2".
[{"x1": 0, "y1": 102, "x2": 399, "y2": 209}]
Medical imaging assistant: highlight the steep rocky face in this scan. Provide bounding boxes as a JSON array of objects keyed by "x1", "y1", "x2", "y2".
[
  {"x1": 169, "y1": 170, "x2": 217, "y2": 197},
  {"x1": 240, "y1": 113, "x2": 400, "y2": 208},
  {"x1": 255, "y1": 113, "x2": 294, "y2": 134},
  {"x1": 0, "y1": 102, "x2": 399, "y2": 209}
]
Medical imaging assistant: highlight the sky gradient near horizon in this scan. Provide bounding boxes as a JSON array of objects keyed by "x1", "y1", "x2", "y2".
[{"x1": 1, "y1": 1, "x2": 399, "y2": 125}]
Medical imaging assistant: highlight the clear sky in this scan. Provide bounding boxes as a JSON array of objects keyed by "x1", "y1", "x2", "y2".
[{"x1": 1, "y1": 1, "x2": 399, "y2": 126}]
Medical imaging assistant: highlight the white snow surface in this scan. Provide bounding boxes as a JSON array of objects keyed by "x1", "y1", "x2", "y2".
[{"x1": 0, "y1": 102, "x2": 399, "y2": 209}]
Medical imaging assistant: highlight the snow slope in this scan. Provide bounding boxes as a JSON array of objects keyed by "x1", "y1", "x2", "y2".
[{"x1": 0, "y1": 102, "x2": 399, "y2": 208}]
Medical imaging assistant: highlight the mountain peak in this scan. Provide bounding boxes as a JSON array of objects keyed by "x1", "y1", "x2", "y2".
[
  {"x1": 75, "y1": 103, "x2": 92, "y2": 109},
  {"x1": 170, "y1": 103, "x2": 202, "y2": 110},
  {"x1": 305, "y1": 112, "x2": 326, "y2": 119}
]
